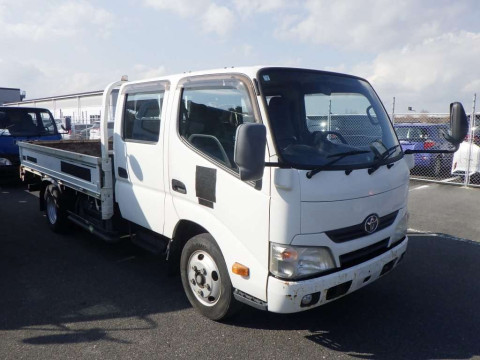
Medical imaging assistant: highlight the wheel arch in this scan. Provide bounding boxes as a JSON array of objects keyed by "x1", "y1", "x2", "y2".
[{"x1": 167, "y1": 219, "x2": 209, "y2": 274}]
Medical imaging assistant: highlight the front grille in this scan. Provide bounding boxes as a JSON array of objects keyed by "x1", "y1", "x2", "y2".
[
  {"x1": 339, "y1": 238, "x2": 390, "y2": 268},
  {"x1": 326, "y1": 210, "x2": 399, "y2": 242}
]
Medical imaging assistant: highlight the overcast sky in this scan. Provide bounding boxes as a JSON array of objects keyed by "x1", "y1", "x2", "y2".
[{"x1": 1, "y1": 0, "x2": 479, "y2": 113}]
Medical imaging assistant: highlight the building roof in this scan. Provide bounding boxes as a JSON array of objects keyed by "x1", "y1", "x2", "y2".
[{"x1": 18, "y1": 90, "x2": 104, "y2": 103}]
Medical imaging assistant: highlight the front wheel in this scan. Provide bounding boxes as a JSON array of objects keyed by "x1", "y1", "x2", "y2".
[{"x1": 180, "y1": 233, "x2": 241, "y2": 321}]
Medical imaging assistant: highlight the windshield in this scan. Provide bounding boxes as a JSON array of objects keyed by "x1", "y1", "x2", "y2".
[
  {"x1": 258, "y1": 68, "x2": 401, "y2": 169},
  {"x1": 0, "y1": 108, "x2": 58, "y2": 137}
]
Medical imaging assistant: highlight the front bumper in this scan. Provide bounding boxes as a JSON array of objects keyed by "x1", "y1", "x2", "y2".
[{"x1": 266, "y1": 237, "x2": 408, "y2": 313}]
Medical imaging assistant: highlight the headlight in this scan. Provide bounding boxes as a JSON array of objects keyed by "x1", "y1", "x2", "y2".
[
  {"x1": 270, "y1": 243, "x2": 336, "y2": 280},
  {"x1": 0, "y1": 158, "x2": 12, "y2": 166},
  {"x1": 392, "y1": 211, "x2": 409, "y2": 244}
]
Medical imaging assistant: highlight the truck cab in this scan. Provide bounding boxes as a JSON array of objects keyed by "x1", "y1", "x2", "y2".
[
  {"x1": 0, "y1": 106, "x2": 61, "y2": 180},
  {"x1": 112, "y1": 67, "x2": 409, "y2": 317}
]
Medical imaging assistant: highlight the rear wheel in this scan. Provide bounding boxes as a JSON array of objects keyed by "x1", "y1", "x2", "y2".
[
  {"x1": 180, "y1": 233, "x2": 241, "y2": 321},
  {"x1": 44, "y1": 185, "x2": 68, "y2": 232}
]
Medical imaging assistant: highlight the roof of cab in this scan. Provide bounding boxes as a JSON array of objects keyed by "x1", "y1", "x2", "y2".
[{"x1": 121, "y1": 65, "x2": 366, "y2": 88}]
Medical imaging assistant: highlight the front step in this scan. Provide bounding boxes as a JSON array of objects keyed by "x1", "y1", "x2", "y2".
[{"x1": 67, "y1": 213, "x2": 121, "y2": 243}]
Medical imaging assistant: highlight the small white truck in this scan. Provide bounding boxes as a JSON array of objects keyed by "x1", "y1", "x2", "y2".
[{"x1": 18, "y1": 66, "x2": 468, "y2": 320}]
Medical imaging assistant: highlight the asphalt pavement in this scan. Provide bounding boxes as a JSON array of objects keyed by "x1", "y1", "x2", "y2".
[
  {"x1": 1, "y1": 182, "x2": 480, "y2": 360},
  {"x1": 408, "y1": 180, "x2": 480, "y2": 241}
]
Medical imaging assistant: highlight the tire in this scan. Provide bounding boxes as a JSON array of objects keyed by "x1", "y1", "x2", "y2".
[
  {"x1": 180, "y1": 233, "x2": 242, "y2": 321},
  {"x1": 432, "y1": 157, "x2": 442, "y2": 177},
  {"x1": 44, "y1": 185, "x2": 68, "y2": 232}
]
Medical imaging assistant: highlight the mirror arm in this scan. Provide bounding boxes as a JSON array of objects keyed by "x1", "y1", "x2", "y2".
[{"x1": 265, "y1": 162, "x2": 292, "y2": 168}]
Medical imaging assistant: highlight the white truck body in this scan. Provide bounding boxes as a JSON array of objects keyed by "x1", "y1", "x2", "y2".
[{"x1": 19, "y1": 66, "x2": 412, "y2": 318}]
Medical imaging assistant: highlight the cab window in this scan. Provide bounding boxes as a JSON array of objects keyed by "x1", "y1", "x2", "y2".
[
  {"x1": 179, "y1": 78, "x2": 255, "y2": 170},
  {"x1": 123, "y1": 91, "x2": 163, "y2": 143}
]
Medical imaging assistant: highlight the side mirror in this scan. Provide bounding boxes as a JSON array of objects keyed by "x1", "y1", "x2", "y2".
[
  {"x1": 234, "y1": 123, "x2": 267, "y2": 181},
  {"x1": 445, "y1": 102, "x2": 468, "y2": 146},
  {"x1": 64, "y1": 117, "x2": 72, "y2": 132}
]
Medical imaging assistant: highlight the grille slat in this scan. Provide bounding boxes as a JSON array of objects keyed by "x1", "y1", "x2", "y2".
[
  {"x1": 326, "y1": 210, "x2": 399, "y2": 242},
  {"x1": 339, "y1": 239, "x2": 389, "y2": 268}
]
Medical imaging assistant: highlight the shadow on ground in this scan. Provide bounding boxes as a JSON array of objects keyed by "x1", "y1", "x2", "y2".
[
  {"x1": 0, "y1": 183, "x2": 188, "y2": 339},
  {"x1": 1, "y1": 183, "x2": 479, "y2": 358},
  {"x1": 231, "y1": 235, "x2": 480, "y2": 359}
]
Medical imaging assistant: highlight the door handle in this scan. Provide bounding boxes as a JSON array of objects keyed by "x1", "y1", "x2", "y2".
[
  {"x1": 172, "y1": 179, "x2": 187, "y2": 194},
  {"x1": 118, "y1": 167, "x2": 128, "y2": 179}
]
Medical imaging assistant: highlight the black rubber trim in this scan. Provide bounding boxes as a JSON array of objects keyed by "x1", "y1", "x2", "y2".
[{"x1": 195, "y1": 166, "x2": 216, "y2": 204}]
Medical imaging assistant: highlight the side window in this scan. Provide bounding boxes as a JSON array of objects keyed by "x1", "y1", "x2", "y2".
[
  {"x1": 28, "y1": 112, "x2": 38, "y2": 126},
  {"x1": 179, "y1": 79, "x2": 255, "y2": 170},
  {"x1": 123, "y1": 91, "x2": 163, "y2": 142},
  {"x1": 39, "y1": 111, "x2": 55, "y2": 134}
]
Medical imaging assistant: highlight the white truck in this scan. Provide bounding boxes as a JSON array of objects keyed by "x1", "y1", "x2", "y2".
[{"x1": 18, "y1": 66, "x2": 468, "y2": 320}]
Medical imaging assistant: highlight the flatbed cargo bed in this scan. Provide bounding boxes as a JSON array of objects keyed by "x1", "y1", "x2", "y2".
[{"x1": 19, "y1": 140, "x2": 112, "y2": 198}]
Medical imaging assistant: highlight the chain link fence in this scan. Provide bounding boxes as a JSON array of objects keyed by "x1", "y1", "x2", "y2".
[{"x1": 392, "y1": 112, "x2": 480, "y2": 188}]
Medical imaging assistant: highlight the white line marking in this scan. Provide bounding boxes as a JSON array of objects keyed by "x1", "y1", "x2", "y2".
[
  {"x1": 441, "y1": 177, "x2": 459, "y2": 183},
  {"x1": 408, "y1": 231, "x2": 480, "y2": 245},
  {"x1": 408, "y1": 228, "x2": 425, "y2": 233},
  {"x1": 409, "y1": 185, "x2": 430, "y2": 191}
]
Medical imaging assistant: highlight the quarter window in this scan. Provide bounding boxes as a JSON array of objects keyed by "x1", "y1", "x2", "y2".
[
  {"x1": 123, "y1": 91, "x2": 163, "y2": 142},
  {"x1": 179, "y1": 79, "x2": 255, "y2": 170}
]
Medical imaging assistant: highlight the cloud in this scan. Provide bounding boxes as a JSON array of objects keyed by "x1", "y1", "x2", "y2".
[
  {"x1": 275, "y1": 0, "x2": 468, "y2": 53},
  {"x1": 1, "y1": 0, "x2": 115, "y2": 41},
  {"x1": 143, "y1": 0, "x2": 198, "y2": 17},
  {"x1": 202, "y1": 3, "x2": 235, "y2": 36},
  {"x1": 132, "y1": 65, "x2": 167, "y2": 80},
  {"x1": 144, "y1": 0, "x2": 235, "y2": 36},
  {"x1": 233, "y1": 0, "x2": 288, "y2": 15},
  {"x1": 352, "y1": 32, "x2": 480, "y2": 112}
]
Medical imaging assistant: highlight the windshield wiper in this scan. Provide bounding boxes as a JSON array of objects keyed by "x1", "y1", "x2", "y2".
[
  {"x1": 306, "y1": 150, "x2": 370, "y2": 179},
  {"x1": 368, "y1": 144, "x2": 401, "y2": 174}
]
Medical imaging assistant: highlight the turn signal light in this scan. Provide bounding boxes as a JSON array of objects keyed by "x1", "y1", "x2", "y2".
[{"x1": 232, "y1": 262, "x2": 249, "y2": 277}]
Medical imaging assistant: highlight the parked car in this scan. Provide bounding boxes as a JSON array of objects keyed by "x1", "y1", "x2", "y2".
[
  {"x1": 394, "y1": 123, "x2": 454, "y2": 177},
  {"x1": 451, "y1": 127, "x2": 480, "y2": 180},
  {"x1": 89, "y1": 121, "x2": 114, "y2": 140}
]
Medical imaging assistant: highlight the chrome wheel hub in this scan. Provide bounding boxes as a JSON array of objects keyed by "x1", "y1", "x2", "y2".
[{"x1": 187, "y1": 250, "x2": 221, "y2": 306}]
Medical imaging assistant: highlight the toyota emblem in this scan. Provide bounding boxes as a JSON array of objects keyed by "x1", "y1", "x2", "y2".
[{"x1": 364, "y1": 214, "x2": 379, "y2": 234}]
